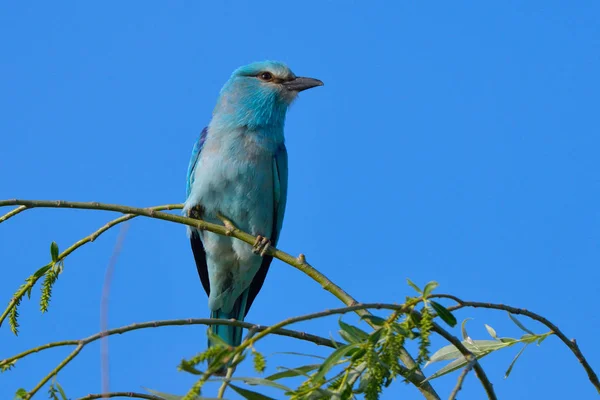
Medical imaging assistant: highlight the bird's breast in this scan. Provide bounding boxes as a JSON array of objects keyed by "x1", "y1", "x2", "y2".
[{"x1": 186, "y1": 127, "x2": 279, "y2": 235}]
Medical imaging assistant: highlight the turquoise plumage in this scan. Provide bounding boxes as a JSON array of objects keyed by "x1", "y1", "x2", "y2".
[{"x1": 184, "y1": 61, "x2": 322, "y2": 360}]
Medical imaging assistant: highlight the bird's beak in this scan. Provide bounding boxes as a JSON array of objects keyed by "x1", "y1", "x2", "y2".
[{"x1": 282, "y1": 77, "x2": 324, "y2": 92}]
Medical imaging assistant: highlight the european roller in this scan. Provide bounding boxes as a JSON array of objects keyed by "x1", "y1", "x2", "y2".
[{"x1": 184, "y1": 61, "x2": 323, "y2": 356}]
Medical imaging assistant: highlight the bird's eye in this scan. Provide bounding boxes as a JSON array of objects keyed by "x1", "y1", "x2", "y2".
[{"x1": 258, "y1": 72, "x2": 273, "y2": 81}]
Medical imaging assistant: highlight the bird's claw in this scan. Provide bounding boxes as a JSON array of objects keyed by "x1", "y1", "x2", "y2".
[
  {"x1": 217, "y1": 213, "x2": 236, "y2": 236},
  {"x1": 252, "y1": 235, "x2": 271, "y2": 256},
  {"x1": 188, "y1": 206, "x2": 202, "y2": 219}
]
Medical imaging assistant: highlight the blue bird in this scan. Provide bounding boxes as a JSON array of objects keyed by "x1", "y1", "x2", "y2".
[{"x1": 184, "y1": 61, "x2": 323, "y2": 357}]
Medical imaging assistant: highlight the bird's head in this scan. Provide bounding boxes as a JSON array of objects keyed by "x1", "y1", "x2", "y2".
[{"x1": 212, "y1": 61, "x2": 323, "y2": 130}]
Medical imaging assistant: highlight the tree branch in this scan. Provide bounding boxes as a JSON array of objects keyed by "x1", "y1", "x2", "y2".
[
  {"x1": 1, "y1": 318, "x2": 341, "y2": 370},
  {"x1": 0, "y1": 205, "x2": 28, "y2": 223},
  {"x1": 431, "y1": 293, "x2": 600, "y2": 394},
  {"x1": 448, "y1": 357, "x2": 476, "y2": 400},
  {"x1": 0, "y1": 199, "x2": 439, "y2": 400},
  {"x1": 0, "y1": 203, "x2": 181, "y2": 329},
  {"x1": 76, "y1": 393, "x2": 164, "y2": 400}
]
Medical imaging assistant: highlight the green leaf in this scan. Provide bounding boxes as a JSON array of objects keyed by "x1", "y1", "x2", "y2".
[
  {"x1": 430, "y1": 301, "x2": 457, "y2": 327},
  {"x1": 484, "y1": 324, "x2": 498, "y2": 340},
  {"x1": 50, "y1": 242, "x2": 59, "y2": 262},
  {"x1": 537, "y1": 333, "x2": 550, "y2": 345},
  {"x1": 360, "y1": 315, "x2": 387, "y2": 326},
  {"x1": 425, "y1": 340, "x2": 509, "y2": 367},
  {"x1": 461, "y1": 318, "x2": 472, "y2": 341},
  {"x1": 272, "y1": 351, "x2": 326, "y2": 360},
  {"x1": 338, "y1": 319, "x2": 369, "y2": 343},
  {"x1": 423, "y1": 281, "x2": 439, "y2": 298},
  {"x1": 266, "y1": 364, "x2": 321, "y2": 381},
  {"x1": 368, "y1": 327, "x2": 385, "y2": 344},
  {"x1": 426, "y1": 339, "x2": 515, "y2": 381},
  {"x1": 406, "y1": 278, "x2": 422, "y2": 294},
  {"x1": 14, "y1": 388, "x2": 27, "y2": 400},
  {"x1": 311, "y1": 343, "x2": 360, "y2": 384},
  {"x1": 33, "y1": 264, "x2": 52, "y2": 279},
  {"x1": 504, "y1": 345, "x2": 528, "y2": 379},
  {"x1": 508, "y1": 313, "x2": 535, "y2": 335},
  {"x1": 229, "y1": 384, "x2": 275, "y2": 400},
  {"x1": 212, "y1": 377, "x2": 292, "y2": 392},
  {"x1": 426, "y1": 355, "x2": 474, "y2": 381},
  {"x1": 54, "y1": 381, "x2": 68, "y2": 400}
]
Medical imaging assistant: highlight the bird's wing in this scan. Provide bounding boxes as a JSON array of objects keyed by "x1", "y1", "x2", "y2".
[
  {"x1": 245, "y1": 144, "x2": 289, "y2": 314},
  {"x1": 187, "y1": 127, "x2": 211, "y2": 296},
  {"x1": 186, "y1": 127, "x2": 208, "y2": 199}
]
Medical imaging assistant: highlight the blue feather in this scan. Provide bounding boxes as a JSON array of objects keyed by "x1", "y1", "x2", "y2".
[{"x1": 184, "y1": 61, "x2": 321, "y2": 361}]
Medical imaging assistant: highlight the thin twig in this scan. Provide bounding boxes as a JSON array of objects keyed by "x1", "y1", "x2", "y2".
[
  {"x1": 0, "y1": 199, "x2": 439, "y2": 400},
  {"x1": 0, "y1": 205, "x2": 28, "y2": 223},
  {"x1": 76, "y1": 393, "x2": 164, "y2": 400},
  {"x1": 0, "y1": 318, "x2": 341, "y2": 370},
  {"x1": 431, "y1": 293, "x2": 600, "y2": 394},
  {"x1": 0, "y1": 203, "x2": 180, "y2": 328},
  {"x1": 26, "y1": 344, "x2": 83, "y2": 399},
  {"x1": 448, "y1": 356, "x2": 476, "y2": 400}
]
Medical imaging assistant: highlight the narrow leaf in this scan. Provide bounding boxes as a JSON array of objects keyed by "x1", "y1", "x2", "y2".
[
  {"x1": 33, "y1": 264, "x2": 52, "y2": 279},
  {"x1": 214, "y1": 377, "x2": 292, "y2": 392},
  {"x1": 312, "y1": 344, "x2": 360, "y2": 384},
  {"x1": 406, "y1": 278, "x2": 422, "y2": 294},
  {"x1": 55, "y1": 381, "x2": 68, "y2": 400},
  {"x1": 369, "y1": 327, "x2": 385, "y2": 344},
  {"x1": 423, "y1": 281, "x2": 439, "y2": 297},
  {"x1": 338, "y1": 319, "x2": 369, "y2": 343},
  {"x1": 266, "y1": 364, "x2": 320, "y2": 381},
  {"x1": 229, "y1": 384, "x2": 275, "y2": 400},
  {"x1": 504, "y1": 345, "x2": 528, "y2": 379},
  {"x1": 425, "y1": 340, "x2": 509, "y2": 367},
  {"x1": 537, "y1": 333, "x2": 551, "y2": 345},
  {"x1": 508, "y1": 313, "x2": 535, "y2": 335},
  {"x1": 461, "y1": 318, "x2": 472, "y2": 341},
  {"x1": 430, "y1": 301, "x2": 457, "y2": 327},
  {"x1": 485, "y1": 324, "x2": 498, "y2": 340},
  {"x1": 272, "y1": 351, "x2": 326, "y2": 360},
  {"x1": 50, "y1": 242, "x2": 59, "y2": 262},
  {"x1": 360, "y1": 315, "x2": 387, "y2": 326}
]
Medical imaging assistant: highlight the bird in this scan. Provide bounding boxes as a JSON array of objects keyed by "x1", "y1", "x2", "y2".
[{"x1": 184, "y1": 61, "x2": 323, "y2": 357}]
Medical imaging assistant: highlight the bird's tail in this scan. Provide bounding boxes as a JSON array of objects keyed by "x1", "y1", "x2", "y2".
[{"x1": 208, "y1": 289, "x2": 249, "y2": 374}]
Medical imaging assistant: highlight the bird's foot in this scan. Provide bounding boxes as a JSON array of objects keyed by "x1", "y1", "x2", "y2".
[
  {"x1": 188, "y1": 205, "x2": 203, "y2": 219},
  {"x1": 216, "y1": 212, "x2": 236, "y2": 236},
  {"x1": 252, "y1": 235, "x2": 271, "y2": 256}
]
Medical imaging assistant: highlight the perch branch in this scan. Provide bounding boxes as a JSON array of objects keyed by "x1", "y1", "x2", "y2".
[{"x1": 0, "y1": 199, "x2": 439, "y2": 399}]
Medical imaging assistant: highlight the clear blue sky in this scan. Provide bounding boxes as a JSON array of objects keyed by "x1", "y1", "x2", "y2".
[{"x1": 1, "y1": 2, "x2": 599, "y2": 399}]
